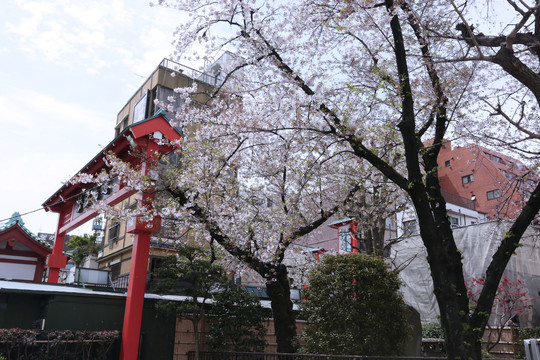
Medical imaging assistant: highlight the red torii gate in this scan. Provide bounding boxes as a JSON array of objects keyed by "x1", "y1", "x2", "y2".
[{"x1": 42, "y1": 114, "x2": 182, "y2": 360}]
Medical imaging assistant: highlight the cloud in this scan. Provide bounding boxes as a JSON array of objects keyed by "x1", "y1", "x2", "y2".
[
  {"x1": 4, "y1": 0, "x2": 177, "y2": 74},
  {"x1": 0, "y1": 89, "x2": 110, "y2": 133},
  {"x1": 0, "y1": 0, "x2": 191, "y2": 235},
  {"x1": 0, "y1": 88, "x2": 112, "y2": 233}
]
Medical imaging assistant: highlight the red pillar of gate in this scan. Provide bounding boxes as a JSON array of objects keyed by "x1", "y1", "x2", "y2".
[
  {"x1": 120, "y1": 139, "x2": 162, "y2": 360},
  {"x1": 47, "y1": 230, "x2": 67, "y2": 283},
  {"x1": 41, "y1": 116, "x2": 182, "y2": 357},
  {"x1": 119, "y1": 228, "x2": 152, "y2": 359}
]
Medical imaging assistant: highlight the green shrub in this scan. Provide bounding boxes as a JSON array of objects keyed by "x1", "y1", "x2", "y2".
[
  {"x1": 301, "y1": 254, "x2": 408, "y2": 356},
  {"x1": 422, "y1": 322, "x2": 445, "y2": 339},
  {"x1": 207, "y1": 283, "x2": 267, "y2": 352}
]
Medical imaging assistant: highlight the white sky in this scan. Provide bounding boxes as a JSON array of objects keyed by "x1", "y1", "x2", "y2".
[{"x1": 0, "y1": 0, "x2": 186, "y2": 235}]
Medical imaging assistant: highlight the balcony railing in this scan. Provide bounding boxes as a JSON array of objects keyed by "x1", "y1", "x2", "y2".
[{"x1": 159, "y1": 58, "x2": 223, "y2": 86}]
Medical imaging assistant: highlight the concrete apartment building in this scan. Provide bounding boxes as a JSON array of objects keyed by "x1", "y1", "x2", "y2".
[{"x1": 97, "y1": 57, "x2": 227, "y2": 287}]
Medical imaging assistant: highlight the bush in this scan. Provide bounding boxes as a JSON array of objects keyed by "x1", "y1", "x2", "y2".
[
  {"x1": 0, "y1": 328, "x2": 119, "y2": 360},
  {"x1": 207, "y1": 283, "x2": 267, "y2": 352},
  {"x1": 301, "y1": 253, "x2": 408, "y2": 356},
  {"x1": 422, "y1": 322, "x2": 445, "y2": 339}
]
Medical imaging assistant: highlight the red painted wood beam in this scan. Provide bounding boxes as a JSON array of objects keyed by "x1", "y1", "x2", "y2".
[{"x1": 58, "y1": 187, "x2": 137, "y2": 234}]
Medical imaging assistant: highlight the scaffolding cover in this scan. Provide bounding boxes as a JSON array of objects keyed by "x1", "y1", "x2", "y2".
[{"x1": 391, "y1": 221, "x2": 540, "y2": 326}]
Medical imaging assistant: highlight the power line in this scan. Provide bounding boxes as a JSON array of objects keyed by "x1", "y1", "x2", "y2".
[
  {"x1": 0, "y1": 207, "x2": 45, "y2": 224},
  {"x1": 1, "y1": 147, "x2": 180, "y2": 225}
]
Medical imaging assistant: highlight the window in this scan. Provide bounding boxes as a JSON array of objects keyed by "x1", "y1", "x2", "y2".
[
  {"x1": 445, "y1": 160, "x2": 451, "y2": 167},
  {"x1": 492, "y1": 155, "x2": 503, "y2": 164},
  {"x1": 153, "y1": 85, "x2": 183, "y2": 119},
  {"x1": 462, "y1": 174, "x2": 474, "y2": 184},
  {"x1": 403, "y1": 220, "x2": 417, "y2": 236},
  {"x1": 110, "y1": 263, "x2": 121, "y2": 281},
  {"x1": 449, "y1": 217, "x2": 459, "y2": 228},
  {"x1": 108, "y1": 223, "x2": 120, "y2": 248},
  {"x1": 122, "y1": 116, "x2": 129, "y2": 130},
  {"x1": 133, "y1": 91, "x2": 149, "y2": 124},
  {"x1": 385, "y1": 218, "x2": 396, "y2": 229},
  {"x1": 487, "y1": 189, "x2": 501, "y2": 200}
]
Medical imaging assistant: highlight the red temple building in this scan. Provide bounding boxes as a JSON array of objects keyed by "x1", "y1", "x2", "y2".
[{"x1": 0, "y1": 212, "x2": 52, "y2": 282}]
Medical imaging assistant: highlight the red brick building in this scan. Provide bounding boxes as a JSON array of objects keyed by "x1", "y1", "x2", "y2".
[{"x1": 437, "y1": 141, "x2": 538, "y2": 219}]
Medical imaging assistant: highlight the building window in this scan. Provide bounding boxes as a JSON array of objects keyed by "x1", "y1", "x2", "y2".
[
  {"x1": 153, "y1": 85, "x2": 183, "y2": 119},
  {"x1": 445, "y1": 160, "x2": 450, "y2": 167},
  {"x1": 403, "y1": 220, "x2": 417, "y2": 236},
  {"x1": 385, "y1": 218, "x2": 396, "y2": 229},
  {"x1": 462, "y1": 174, "x2": 474, "y2": 184},
  {"x1": 108, "y1": 223, "x2": 120, "y2": 248},
  {"x1": 122, "y1": 116, "x2": 129, "y2": 130},
  {"x1": 487, "y1": 189, "x2": 501, "y2": 200},
  {"x1": 133, "y1": 91, "x2": 149, "y2": 124},
  {"x1": 110, "y1": 263, "x2": 121, "y2": 281},
  {"x1": 449, "y1": 217, "x2": 459, "y2": 228},
  {"x1": 492, "y1": 155, "x2": 503, "y2": 164}
]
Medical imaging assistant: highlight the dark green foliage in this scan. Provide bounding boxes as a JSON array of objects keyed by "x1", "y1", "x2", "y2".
[
  {"x1": 207, "y1": 283, "x2": 267, "y2": 352},
  {"x1": 301, "y1": 253, "x2": 408, "y2": 356},
  {"x1": 514, "y1": 327, "x2": 540, "y2": 359},
  {"x1": 65, "y1": 233, "x2": 100, "y2": 267},
  {"x1": 422, "y1": 322, "x2": 445, "y2": 339},
  {"x1": 153, "y1": 247, "x2": 227, "y2": 360},
  {"x1": 154, "y1": 247, "x2": 227, "y2": 317}
]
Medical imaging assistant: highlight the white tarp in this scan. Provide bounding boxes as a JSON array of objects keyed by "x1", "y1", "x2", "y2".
[{"x1": 391, "y1": 220, "x2": 540, "y2": 325}]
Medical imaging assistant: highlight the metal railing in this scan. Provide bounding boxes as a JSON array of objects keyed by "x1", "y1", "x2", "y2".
[
  {"x1": 112, "y1": 273, "x2": 129, "y2": 290},
  {"x1": 159, "y1": 58, "x2": 223, "y2": 86},
  {"x1": 187, "y1": 351, "x2": 516, "y2": 360},
  {"x1": 187, "y1": 352, "x2": 450, "y2": 360}
]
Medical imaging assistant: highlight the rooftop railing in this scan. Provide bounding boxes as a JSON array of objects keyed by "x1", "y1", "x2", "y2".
[{"x1": 159, "y1": 58, "x2": 224, "y2": 86}]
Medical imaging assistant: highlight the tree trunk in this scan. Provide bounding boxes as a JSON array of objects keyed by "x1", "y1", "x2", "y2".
[
  {"x1": 265, "y1": 264, "x2": 297, "y2": 353},
  {"x1": 419, "y1": 209, "x2": 482, "y2": 360}
]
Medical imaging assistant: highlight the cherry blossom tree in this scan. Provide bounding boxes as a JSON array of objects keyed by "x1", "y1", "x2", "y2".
[
  {"x1": 446, "y1": 1, "x2": 540, "y2": 164},
  {"x1": 142, "y1": 1, "x2": 540, "y2": 359},
  {"x1": 152, "y1": 114, "x2": 365, "y2": 353}
]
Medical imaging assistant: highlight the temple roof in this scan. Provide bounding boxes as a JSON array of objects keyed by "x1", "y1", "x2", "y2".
[{"x1": 0, "y1": 212, "x2": 52, "y2": 252}]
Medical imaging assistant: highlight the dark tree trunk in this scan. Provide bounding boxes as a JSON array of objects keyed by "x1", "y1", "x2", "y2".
[{"x1": 265, "y1": 264, "x2": 297, "y2": 353}]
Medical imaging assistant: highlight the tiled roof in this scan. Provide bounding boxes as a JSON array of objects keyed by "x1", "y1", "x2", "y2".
[{"x1": 0, "y1": 212, "x2": 52, "y2": 249}]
